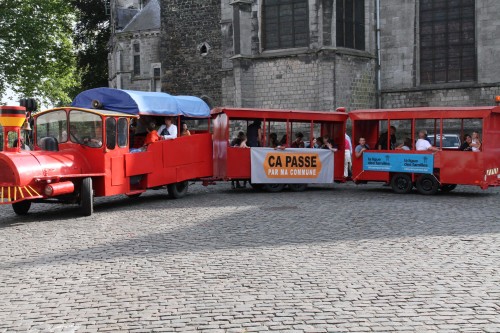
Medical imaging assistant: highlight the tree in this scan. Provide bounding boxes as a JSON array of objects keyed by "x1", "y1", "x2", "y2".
[
  {"x1": 71, "y1": 0, "x2": 110, "y2": 95},
  {"x1": 0, "y1": 0, "x2": 77, "y2": 104}
]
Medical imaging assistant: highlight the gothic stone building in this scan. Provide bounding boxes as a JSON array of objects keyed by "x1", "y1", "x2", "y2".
[
  {"x1": 108, "y1": 0, "x2": 162, "y2": 92},
  {"x1": 109, "y1": 0, "x2": 500, "y2": 111}
]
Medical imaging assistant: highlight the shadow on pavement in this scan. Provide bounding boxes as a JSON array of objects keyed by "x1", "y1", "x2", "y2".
[{"x1": 1, "y1": 182, "x2": 499, "y2": 269}]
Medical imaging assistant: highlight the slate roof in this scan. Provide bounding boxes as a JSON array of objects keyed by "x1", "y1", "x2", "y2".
[{"x1": 122, "y1": 0, "x2": 160, "y2": 32}]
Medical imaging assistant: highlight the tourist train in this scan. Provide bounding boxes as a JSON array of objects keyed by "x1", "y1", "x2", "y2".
[{"x1": 1, "y1": 88, "x2": 499, "y2": 216}]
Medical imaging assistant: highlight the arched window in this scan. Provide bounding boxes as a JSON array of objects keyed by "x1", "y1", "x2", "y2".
[{"x1": 262, "y1": 0, "x2": 309, "y2": 50}]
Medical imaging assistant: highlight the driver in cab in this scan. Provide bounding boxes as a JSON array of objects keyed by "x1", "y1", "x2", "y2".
[{"x1": 70, "y1": 123, "x2": 102, "y2": 148}]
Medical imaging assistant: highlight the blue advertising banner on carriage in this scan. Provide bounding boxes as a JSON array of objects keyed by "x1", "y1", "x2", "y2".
[{"x1": 362, "y1": 152, "x2": 434, "y2": 174}]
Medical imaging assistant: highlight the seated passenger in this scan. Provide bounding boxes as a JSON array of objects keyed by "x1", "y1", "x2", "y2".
[
  {"x1": 314, "y1": 137, "x2": 324, "y2": 149},
  {"x1": 231, "y1": 131, "x2": 245, "y2": 147},
  {"x1": 309, "y1": 137, "x2": 317, "y2": 148},
  {"x1": 395, "y1": 137, "x2": 412, "y2": 150},
  {"x1": 416, "y1": 130, "x2": 439, "y2": 152},
  {"x1": 279, "y1": 134, "x2": 287, "y2": 146},
  {"x1": 268, "y1": 133, "x2": 279, "y2": 148},
  {"x1": 70, "y1": 124, "x2": 102, "y2": 147},
  {"x1": 144, "y1": 122, "x2": 160, "y2": 145},
  {"x1": 180, "y1": 122, "x2": 191, "y2": 137},
  {"x1": 157, "y1": 116, "x2": 177, "y2": 140},
  {"x1": 14, "y1": 137, "x2": 31, "y2": 151},
  {"x1": 130, "y1": 122, "x2": 160, "y2": 153},
  {"x1": 471, "y1": 131, "x2": 481, "y2": 152},
  {"x1": 355, "y1": 137, "x2": 369, "y2": 158},
  {"x1": 459, "y1": 134, "x2": 473, "y2": 151},
  {"x1": 291, "y1": 132, "x2": 305, "y2": 148},
  {"x1": 377, "y1": 126, "x2": 397, "y2": 150},
  {"x1": 238, "y1": 133, "x2": 249, "y2": 148},
  {"x1": 322, "y1": 135, "x2": 338, "y2": 152}
]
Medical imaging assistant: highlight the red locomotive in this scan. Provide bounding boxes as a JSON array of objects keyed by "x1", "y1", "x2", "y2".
[{"x1": 0, "y1": 88, "x2": 213, "y2": 216}]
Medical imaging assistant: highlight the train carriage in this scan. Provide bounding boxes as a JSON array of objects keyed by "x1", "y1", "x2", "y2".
[
  {"x1": 350, "y1": 106, "x2": 500, "y2": 194},
  {"x1": 210, "y1": 107, "x2": 349, "y2": 192}
]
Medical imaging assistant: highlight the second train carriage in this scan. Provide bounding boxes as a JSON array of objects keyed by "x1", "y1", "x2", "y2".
[{"x1": 209, "y1": 107, "x2": 349, "y2": 192}]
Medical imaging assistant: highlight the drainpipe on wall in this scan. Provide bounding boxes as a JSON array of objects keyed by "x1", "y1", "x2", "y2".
[{"x1": 375, "y1": 0, "x2": 381, "y2": 108}]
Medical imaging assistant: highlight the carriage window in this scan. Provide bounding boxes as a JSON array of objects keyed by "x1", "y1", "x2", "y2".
[
  {"x1": 463, "y1": 118, "x2": 483, "y2": 151},
  {"x1": 290, "y1": 121, "x2": 311, "y2": 147},
  {"x1": 229, "y1": 118, "x2": 264, "y2": 147},
  {"x1": 441, "y1": 119, "x2": 463, "y2": 149},
  {"x1": 106, "y1": 117, "x2": 116, "y2": 150},
  {"x1": 69, "y1": 110, "x2": 102, "y2": 148},
  {"x1": 182, "y1": 118, "x2": 209, "y2": 134},
  {"x1": 416, "y1": 118, "x2": 441, "y2": 147},
  {"x1": 390, "y1": 120, "x2": 412, "y2": 149},
  {"x1": 117, "y1": 118, "x2": 128, "y2": 148},
  {"x1": 462, "y1": 119, "x2": 482, "y2": 137},
  {"x1": 266, "y1": 120, "x2": 288, "y2": 148},
  {"x1": 36, "y1": 110, "x2": 67, "y2": 143}
]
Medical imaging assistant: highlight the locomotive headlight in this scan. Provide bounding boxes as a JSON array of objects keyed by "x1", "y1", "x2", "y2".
[{"x1": 44, "y1": 185, "x2": 54, "y2": 196}]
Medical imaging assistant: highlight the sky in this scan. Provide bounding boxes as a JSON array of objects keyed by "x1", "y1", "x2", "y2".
[{"x1": 1, "y1": 87, "x2": 20, "y2": 106}]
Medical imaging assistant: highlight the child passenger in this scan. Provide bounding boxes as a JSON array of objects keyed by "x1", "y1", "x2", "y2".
[
  {"x1": 130, "y1": 122, "x2": 160, "y2": 153},
  {"x1": 144, "y1": 122, "x2": 160, "y2": 145}
]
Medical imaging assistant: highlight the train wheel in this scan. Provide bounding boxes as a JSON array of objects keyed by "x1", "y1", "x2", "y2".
[
  {"x1": 263, "y1": 183, "x2": 285, "y2": 192},
  {"x1": 12, "y1": 201, "x2": 31, "y2": 215},
  {"x1": 416, "y1": 175, "x2": 439, "y2": 195},
  {"x1": 80, "y1": 177, "x2": 94, "y2": 216},
  {"x1": 167, "y1": 180, "x2": 189, "y2": 199},
  {"x1": 390, "y1": 173, "x2": 413, "y2": 194},
  {"x1": 288, "y1": 184, "x2": 308, "y2": 192},
  {"x1": 249, "y1": 181, "x2": 264, "y2": 191},
  {"x1": 440, "y1": 184, "x2": 457, "y2": 193}
]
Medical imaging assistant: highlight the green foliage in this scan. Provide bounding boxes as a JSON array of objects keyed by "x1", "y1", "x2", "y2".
[
  {"x1": 0, "y1": 0, "x2": 78, "y2": 105},
  {"x1": 71, "y1": 0, "x2": 110, "y2": 95}
]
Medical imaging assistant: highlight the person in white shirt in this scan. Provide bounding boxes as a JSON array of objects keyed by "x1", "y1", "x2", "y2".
[
  {"x1": 471, "y1": 131, "x2": 481, "y2": 152},
  {"x1": 416, "y1": 130, "x2": 439, "y2": 152},
  {"x1": 157, "y1": 116, "x2": 178, "y2": 140}
]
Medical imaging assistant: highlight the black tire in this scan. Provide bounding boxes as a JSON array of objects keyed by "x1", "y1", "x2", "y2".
[
  {"x1": 248, "y1": 180, "x2": 264, "y2": 191},
  {"x1": 263, "y1": 183, "x2": 285, "y2": 193},
  {"x1": 12, "y1": 201, "x2": 31, "y2": 215},
  {"x1": 440, "y1": 184, "x2": 457, "y2": 193},
  {"x1": 80, "y1": 177, "x2": 94, "y2": 216},
  {"x1": 288, "y1": 184, "x2": 308, "y2": 192},
  {"x1": 167, "y1": 180, "x2": 189, "y2": 199},
  {"x1": 126, "y1": 193, "x2": 142, "y2": 199},
  {"x1": 416, "y1": 174, "x2": 439, "y2": 195},
  {"x1": 390, "y1": 173, "x2": 413, "y2": 194}
]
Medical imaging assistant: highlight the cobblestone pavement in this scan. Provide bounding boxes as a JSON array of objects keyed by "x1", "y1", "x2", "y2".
[{"x1": 0, "y1": 182, "x2": 499, "y2": 333}]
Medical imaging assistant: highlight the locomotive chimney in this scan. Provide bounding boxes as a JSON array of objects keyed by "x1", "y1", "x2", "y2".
[{"x1": 0, "y1": 106, "x2": 27, "y2": 153}]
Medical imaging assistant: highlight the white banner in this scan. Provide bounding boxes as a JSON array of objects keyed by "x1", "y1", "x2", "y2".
[{"x1": 250, "y1": 148, "x2": 334, "y2": 184}]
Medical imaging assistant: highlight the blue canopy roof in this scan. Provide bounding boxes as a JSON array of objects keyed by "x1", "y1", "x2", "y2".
[{"x1": 71, "y1": 88, "x2": 211, "y2": 117}]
